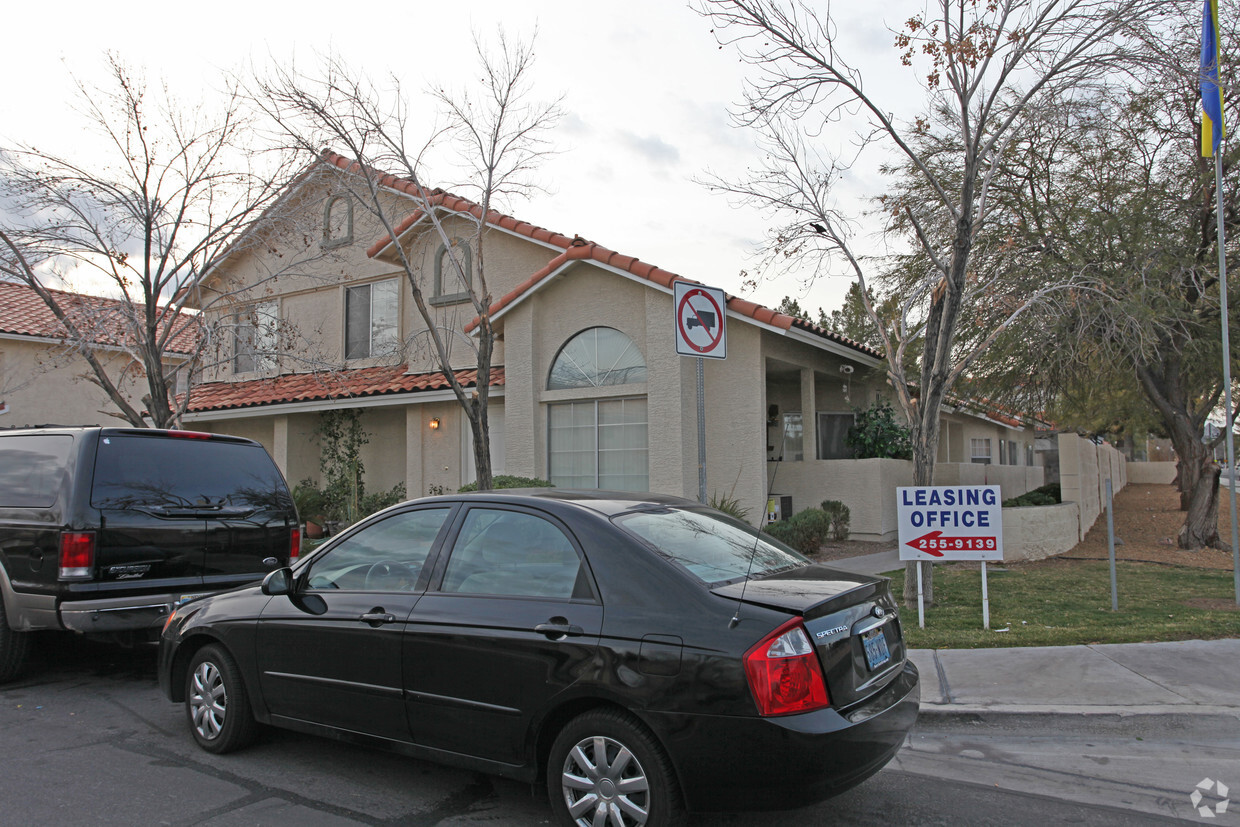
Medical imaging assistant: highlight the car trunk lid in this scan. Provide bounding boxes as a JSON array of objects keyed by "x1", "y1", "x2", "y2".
[{"x1": 712, "y1": 564, "x2": 908, "y2": 709}]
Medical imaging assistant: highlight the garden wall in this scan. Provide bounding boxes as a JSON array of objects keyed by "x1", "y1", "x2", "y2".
[
  {"x1": 1127, "y1": 462, "x2": 1177, "y2": 484},
  {"x1": 1002, "y1": 502, "x2": 1081, "y2": 562},
  {"x1": 1057, "y1": 433, "x2": 1127, "y2": 541}
]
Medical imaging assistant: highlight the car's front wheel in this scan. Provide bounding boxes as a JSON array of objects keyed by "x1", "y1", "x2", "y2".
[
  {"x1": 547, "y1": 709, "x2": 686, "y2": 827},
  {"x1": 185, "y1": 643, "x2": 257, "y2": 754}
]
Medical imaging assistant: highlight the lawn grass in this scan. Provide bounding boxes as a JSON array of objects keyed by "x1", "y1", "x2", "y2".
[{"x1": 886, "y1": 559, "x2": 1240, "y2": 649}]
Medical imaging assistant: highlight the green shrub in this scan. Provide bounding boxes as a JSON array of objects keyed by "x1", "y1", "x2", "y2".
[
  {"x1": 709, "y1": 491, "x2": 750, "y2": 522},
  {"x1": 846, "y1": 401, "x2": 912, "y2": 460},
  {"x1": 764, "y1": 508, "x2": 832, "y2": 555},
  {"x1": 458, "y1": 474, "x2": 554, "y2": 493},
  {"x1": 820, "y1": 500, "x2": 850, "y2": 541},
  {"x1": 1002, "y1": 483, "x2": 1062, "y2": 508}
]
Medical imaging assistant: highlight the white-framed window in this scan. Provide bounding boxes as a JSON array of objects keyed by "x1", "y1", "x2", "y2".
[
  {"x1": 1009, "y1": 440, "x2": 1019, "y2": 465},
  {"x1": 323, "y1": 195, "x2": 354, "y2": 249},
  {"x1": 547, "y1": 326, "x2": 647, "y2": 389},
  {"x1": 548, "y1": 398, "x2": 649, "y2": 491},
  {"x1": 546, "y1": 327, "x2": 648, "y2": 491},
  {"x1": 970, "y1": 437, "x2": 992, "y2": 465},
  {"x1": 431, "y1": 239, "x2": 472, "y2": 306},
  {"x1": 1026, "y1": 443, "x2": 1035, "y2": 466},
  {"x1": 345, "y1": 279, "x2": 399, "y2": 360},
  {"x1": 234, "y1": 300, "x2": 279, "y2": 373},
  {"x1": 816, "y1": 412, "x2": 855, "y2": 460}
]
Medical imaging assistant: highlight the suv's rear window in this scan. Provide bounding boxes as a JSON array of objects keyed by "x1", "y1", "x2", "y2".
[
  {"x1": 0, "y1": 434, "x2": 73, "y2": 507},
  {"x1": 90, "y1": 435, "x2": 290, "y2": 511},
  {"x1": 614, "y1": 507, "x2": 807, "y2": 585}
]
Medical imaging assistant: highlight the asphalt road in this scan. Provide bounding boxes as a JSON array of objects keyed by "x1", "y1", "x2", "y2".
[{"x1": 0, "y1": 634, "x2": 1230, "y2": 826}]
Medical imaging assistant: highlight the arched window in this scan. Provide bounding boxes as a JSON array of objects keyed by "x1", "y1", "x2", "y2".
[
  {"x1": 547, "y1": 327, "x2": 648, "y2": 390},
  {"x1": 432, "y1": 239, "x2": 472, "y2": 305},
  {"x1": 322, "y1": 195, "x2": 354, "y2": 248},
  {"x1": 547, "y1": 328, "x2": 648, "y2": 491}
]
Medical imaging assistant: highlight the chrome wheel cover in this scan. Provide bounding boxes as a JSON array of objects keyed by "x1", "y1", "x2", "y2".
[
  {"x1": 189, "y1": 660, "x2": 227, "y2": 740},
  {"x1": 560, "y1": 734, "x2": 651, "y2": 826}
]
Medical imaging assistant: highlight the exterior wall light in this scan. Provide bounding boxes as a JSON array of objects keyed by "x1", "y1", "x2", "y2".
[{"x1": 428, "y1": 417, "x2": 441, "y2": 430}]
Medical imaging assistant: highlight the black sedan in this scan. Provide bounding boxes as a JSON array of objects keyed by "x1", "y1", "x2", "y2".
[{"x1": 159, "y1": 490, "x2": 918, "y2": 825}]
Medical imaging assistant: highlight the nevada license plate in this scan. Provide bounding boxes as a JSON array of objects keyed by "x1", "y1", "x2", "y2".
[{"x1": 862, "y1": 627, "x2": 891, "y2": 671}]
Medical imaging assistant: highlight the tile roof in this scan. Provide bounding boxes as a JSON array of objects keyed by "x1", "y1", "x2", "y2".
[
  {"x1": 184, "y1": 364, "x2": 504, "y2": 414},
  {"x1": 461, "y1": 238, "x2": 882, "y2": 358},
  {"x1": 0, "y1": 280, "x2": 201, "y2": 355},
  {"x1": 322, "y1": 151, "x2": 879, "y2": 358}
]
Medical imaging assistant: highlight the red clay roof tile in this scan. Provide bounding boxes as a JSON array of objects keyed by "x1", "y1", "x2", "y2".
[
  {"x1": 183, "y1": 364, "x2": 504, "y2": 414},
  {"x1": 0, "y1": 281, "x2": 201, "y2": 355}
]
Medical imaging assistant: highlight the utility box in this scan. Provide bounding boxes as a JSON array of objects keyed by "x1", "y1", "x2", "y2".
[{"x1": 765, "y1": 495, "x2": 793, "y2": 524}]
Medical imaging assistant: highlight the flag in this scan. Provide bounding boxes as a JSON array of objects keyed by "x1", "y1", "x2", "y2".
[{"x1": 1202, "y1": 0, "x2": 1226, "y2": 156}]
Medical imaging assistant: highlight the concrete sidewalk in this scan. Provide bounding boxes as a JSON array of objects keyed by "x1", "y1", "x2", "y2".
[{"x1": 828, "y1": 551, "x2": 1240, "y2": 723}]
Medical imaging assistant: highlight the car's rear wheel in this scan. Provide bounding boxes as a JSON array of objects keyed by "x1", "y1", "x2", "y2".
[
  {"x1": 547, "y1": 709, "x2": 686, "y2": 827},
  {"x1": 185, "y1": 643, "x2": 257, "y2": 754},
  {"x1": 0, "y1": 592, "x2": 32, "y2": 684}
]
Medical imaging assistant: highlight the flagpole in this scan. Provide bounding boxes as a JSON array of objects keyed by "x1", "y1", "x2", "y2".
[{"x1": 1219, "y1": 152, "x2": 1240, "y2": 606}]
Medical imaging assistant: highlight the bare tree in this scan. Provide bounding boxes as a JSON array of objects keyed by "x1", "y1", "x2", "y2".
[
  {"x1": 253, "y1": 32, "x2": 563, "y2": 491},
  {"x1": 0, "y1": 55, "x2": 308, "y2": 427},
  {"x1": 696, "y1": 0, "x2": 1171, "y2": 604}
]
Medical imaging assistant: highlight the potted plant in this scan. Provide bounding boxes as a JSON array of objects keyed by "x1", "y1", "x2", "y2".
[{"x1": 292, "y1": 480, "x2": 329, "y2": 539}]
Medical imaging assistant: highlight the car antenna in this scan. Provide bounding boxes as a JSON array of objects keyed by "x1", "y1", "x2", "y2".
[{"x1": 729, "y1": 417, "x2": 789, "y2": 630}]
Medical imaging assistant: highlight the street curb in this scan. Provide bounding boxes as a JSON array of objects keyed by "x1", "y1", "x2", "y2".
[{"x1": 914, "y1": 704, "x2": 1240, "y2": 731}]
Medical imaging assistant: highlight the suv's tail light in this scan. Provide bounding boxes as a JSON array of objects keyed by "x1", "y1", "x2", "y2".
[
  {"x1": 167, "y1": 430, "x2": 212, "y2": 439},
  {"x1": 744, "y1": 618, "x2": 830, "y2": 716},
  {"x1": 289, "y1": 525, "x2": 301, "y2": 560},
  {"x1": 59, "y1": 531, "x2": 96, "y2": 579}
]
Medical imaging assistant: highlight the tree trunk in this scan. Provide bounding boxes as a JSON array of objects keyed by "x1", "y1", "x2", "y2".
[
  {"x1": 902, "y1": 421, "x2": 937, "y2": 608},
  {"x1": 1175, "y1": 441, "x2": 1221, "y2": 549}
]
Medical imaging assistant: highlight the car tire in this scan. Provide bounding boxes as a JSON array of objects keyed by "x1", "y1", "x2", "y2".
[
  {"x1": 0, "y1": 592, "x2": 32, "y2": 684},
  {"x1": 547, "y1": 708, "x2": 686, "y2": 827},
  {"x1": 185, "y1": 643, "x2": 258, "y2": 754}
]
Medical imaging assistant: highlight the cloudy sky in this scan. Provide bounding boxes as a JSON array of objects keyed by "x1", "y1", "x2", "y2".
[{"x1": 3, "y1": 0, "x2": 914, "y2": 314}]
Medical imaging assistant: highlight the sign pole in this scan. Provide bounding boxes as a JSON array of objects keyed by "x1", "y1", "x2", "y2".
[
  {"x1": 1215, "y1": 152, "x2": 1240, "y2": 606},
  {"x1": 981, "y1": 561, "x2": 990, "y2": 630},
  {"x1": 1106, "y1": 478, "x2": 1119, "y2": 611},
  {"x1": 916, "y1": 562, "x2": 925, "y2": 629},
  {"x1": 697, "y1": 356, "x2": 707, "y2": 503}
]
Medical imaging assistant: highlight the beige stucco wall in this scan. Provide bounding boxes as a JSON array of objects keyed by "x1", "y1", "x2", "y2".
[
  {"x1": 1058, "y1": 433, "x2": 1126, "y2": 540},
  {"x1": 770, "y1": 458, "x2": 914, "y2": 541},
  {"x1": 932, "y1": 462, "x2": 1045, "y2": 501},
  {"x1": 1002, "y1": 502, "x2": 1081, "y2": 562},
  {"x1": 0, "y1": 338, "x2": 184, "y2": 428},
  {"x1": 1127, "y1": 462, "x2": 1177, "y2": 484},
  {"x1": 196, "y1": 177, "x2": 563, "y2": 385}
]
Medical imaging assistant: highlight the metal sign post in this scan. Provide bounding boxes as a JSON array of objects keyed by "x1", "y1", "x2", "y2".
[{"x1": 673, "y1": 281, "x2": 727, "y2": 505}]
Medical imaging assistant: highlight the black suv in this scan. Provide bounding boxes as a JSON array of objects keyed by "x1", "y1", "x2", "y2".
[{"x1": 0, "y1": 427, "x2": 300, "y2": 681}]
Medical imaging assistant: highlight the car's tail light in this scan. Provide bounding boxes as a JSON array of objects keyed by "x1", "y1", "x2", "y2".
[
  {"x1": 744, "y1": 618, "x2": 830, "y2": 716},
  {"x1": 166, "y1": 429, "x2": 213, "y2": 439},
  {"x1": 289, "y1": 525, "x2": 301, "y2": 560},
  {"x1": 59, "y1": 531, "x2": 96, "y2": 579}
]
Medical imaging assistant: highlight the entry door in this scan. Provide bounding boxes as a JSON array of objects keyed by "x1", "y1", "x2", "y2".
[
  {"x1": 403, "y1": 506, "x2": 602, "y2": 766},
  {"x1": 256, "y1": 506, "x2": 452, "y2": 739}
]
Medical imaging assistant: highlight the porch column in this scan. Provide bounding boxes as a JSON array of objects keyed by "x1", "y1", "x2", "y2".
[
  {"x1": 271, "y1": 415, "x2": 290, "y2": 476},
  {"x1": 800, "y1": 368, "x2": 817, "y2": 462}
]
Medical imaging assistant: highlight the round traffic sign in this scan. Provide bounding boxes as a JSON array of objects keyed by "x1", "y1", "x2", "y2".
[{"x1": 676, "y1": 287, "x2": 725, "y2": 355}]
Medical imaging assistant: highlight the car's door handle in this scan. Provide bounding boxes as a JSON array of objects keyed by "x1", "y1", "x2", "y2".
[
  {"x1": 360, "y1": 609, "x2": 397, "y2": 626},
  {"x1": 535, "y1": 621, "x2": 584, "y2": 639}
]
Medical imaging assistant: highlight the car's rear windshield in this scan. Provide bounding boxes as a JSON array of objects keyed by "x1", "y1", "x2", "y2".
[
  {"x1": 613, "y1": 507, "x2": 808, "y2": 585},
  {"x1": 90, "y1": 435, "x2": 290, "y2": 510},
  {"x1": 0, "y1": 434, "x2": 73, "y2": 507}
]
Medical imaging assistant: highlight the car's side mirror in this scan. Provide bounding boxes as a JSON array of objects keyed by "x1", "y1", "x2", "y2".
[{"x1": 262, "y1": 568, "x2": 293, "y2": 596}]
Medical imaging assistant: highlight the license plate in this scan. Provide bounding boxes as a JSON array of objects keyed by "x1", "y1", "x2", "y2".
[
  {"x1": 176, "y1": 593, "x2": 210, "y2": 606},
  {"x1": 862, "y1": 627, "x2": 891, "y2": 671}
]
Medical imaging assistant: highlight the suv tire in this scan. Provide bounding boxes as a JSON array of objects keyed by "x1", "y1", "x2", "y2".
[{"x1": 0, "y1": 592, "x2": 32, "y2": 684}]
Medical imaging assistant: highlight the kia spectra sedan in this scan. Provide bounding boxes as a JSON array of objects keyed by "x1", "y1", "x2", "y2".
[{"x1": 159, "y1": 489, "x2": 918, "y2": 826}]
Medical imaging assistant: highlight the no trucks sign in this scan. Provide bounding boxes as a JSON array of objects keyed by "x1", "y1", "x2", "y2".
[{"x1": 897, "y1": 485, "x2": 1004, "y2": 562}]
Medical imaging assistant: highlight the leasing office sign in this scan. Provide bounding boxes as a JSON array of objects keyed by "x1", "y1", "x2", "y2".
[{"x1": 897, "y1": 485, "x2": 1003, "y2": 561}]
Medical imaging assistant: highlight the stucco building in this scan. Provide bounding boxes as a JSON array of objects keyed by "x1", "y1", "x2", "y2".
[{"x1": 180, "y1": 155, "x2": 1042, "y2": 538}]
